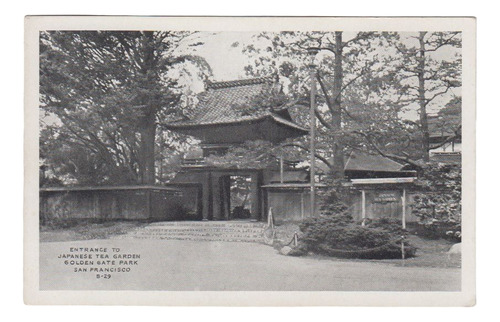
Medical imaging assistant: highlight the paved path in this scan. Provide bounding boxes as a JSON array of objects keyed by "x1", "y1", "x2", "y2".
[{"x1": 40, "y1": 239, "x2": 460, "y2": 291}]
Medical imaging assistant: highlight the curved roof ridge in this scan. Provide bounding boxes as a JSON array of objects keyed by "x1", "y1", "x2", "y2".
[{"x1": 206, "y1": 76, "x2": 275, "y2": 90}]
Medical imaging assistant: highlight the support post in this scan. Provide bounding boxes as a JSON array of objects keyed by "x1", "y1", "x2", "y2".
[
  {"x1": 401, "y1": 236, "x2": 406, "y2": 260},
  {"x1": 402, "y1": 188, "x2": 407, "y2": 230},
  {"x1": 261, "y1": 188, "x2": 268, "y2": 222},
  {"x1": 279, "y1": 155, "x2": 284, "y2": 184},
  {"x1": 202, "y1": 172, "x2": 211, "y2": 221},
  {"x1": 146, "y1": 190, "x2": 152, "y2": 219},
  {"x1": 361, "y1": 189, "x2": 366, "y2": 226},
  {"x1": 300, "y1": 192, "x2": 305, "y2": 219},
  {"x1": 309, "y1": 67, "x2": 317, "y2": 217},
  {"x1": 212, "y1": 173, "x2": 221, "y2": 220},
  {"x1": 250, "y1": 171, "x2": 261, "y2": 222},
  {"x1": 401, "y1": 188, "x2": 407, "y2": 260}
]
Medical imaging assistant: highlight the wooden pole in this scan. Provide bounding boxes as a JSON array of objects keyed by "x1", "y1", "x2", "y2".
[
  {"x1": 402, "y1": 188, "x2": 407, "y2": 230},
  {"x1": 401, "y1": 237, "x2": 406, "y2": 260},
  {"x1": 361, "y1": 189, "x2": 366, "y2": 226},
  {"x1": 300, "y1": 192, "x2": 305, "y2": 219},
  {"x1": 309, "y1": 67, "x2": 317, "y2": 217},
  {"x1": 279, "y1": 155, "x2": 284, "y2": 184},
  {"x1": 401, "y1": 188, "x2": 407, "y2": 260}
]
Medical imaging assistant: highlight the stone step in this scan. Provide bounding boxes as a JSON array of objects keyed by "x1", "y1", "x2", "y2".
[
  {"x1": 117, "y1": 233, "x2": 264, "y2": 242},
  {"x1": 116, "y1": 221, "x2": 268, "y2": 243},
  {"x1": 147, "y1": 221, "x2": 267, "y2": 228},
  {"x1": 132, "y1": 231, "x2": 263, "y2": 237},
  {"x1": 123, "y1": 232, "x2": 264, "y2": 241},
  {"x1": 131, "y1": 236, "x2": 264, "y2": 243},
  {"x1": 133, "y1": 231, "x2": 264, "y2": 237},
  {"x1": 132, "y1": 235, "x2": 263, "y2": 241},
  {"x1": 141, "y1": 227, "x2": 265, "y2": 233}
]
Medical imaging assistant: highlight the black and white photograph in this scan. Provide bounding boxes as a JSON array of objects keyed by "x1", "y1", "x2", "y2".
[{"x1": 24, "y1": 16, "x2": 476, "y2": 306}]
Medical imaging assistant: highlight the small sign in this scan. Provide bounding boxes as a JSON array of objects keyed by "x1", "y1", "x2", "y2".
[{"x1": 374, "y1": 192, "x2": 398, "y2": 203}]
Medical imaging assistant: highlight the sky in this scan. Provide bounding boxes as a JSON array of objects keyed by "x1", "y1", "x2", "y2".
[
  {"x1": 188, "y1": 32, "x2": 255, "y2": 80},
  {"x1": 180, "y1": 31, "x2": 461, "y2": 119}
]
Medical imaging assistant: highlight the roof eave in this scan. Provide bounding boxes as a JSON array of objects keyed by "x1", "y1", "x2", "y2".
[{"x1": 166, "y1": 114, "x2": 308, "y2": 135}]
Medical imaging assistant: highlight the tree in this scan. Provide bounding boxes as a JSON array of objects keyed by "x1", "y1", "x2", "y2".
[
  {"x1": 240, "y1": 31, "x2": 419, "y2": 176},
  {"x1": 40, "y1": 31, "x2": 211, "y2": 185},
  {"x1": 392, "y1": 32, "x2": 462, "y2": 161},
  {"x1": 239, "y1": 31, "x2": 462, "y2": 173}
]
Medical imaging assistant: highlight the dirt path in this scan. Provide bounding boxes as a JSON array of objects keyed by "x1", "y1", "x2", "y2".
[{"x1": 40, "y1": 239, "x2": 460, "y2": 291}]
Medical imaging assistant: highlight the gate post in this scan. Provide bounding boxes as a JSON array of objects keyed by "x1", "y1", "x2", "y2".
[{"x1": 250, "y1": 171, "x2": 262, "y2": 222}]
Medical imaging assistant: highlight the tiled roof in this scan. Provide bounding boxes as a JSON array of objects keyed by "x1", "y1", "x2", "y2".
[
  {"x1": 430, "y1": 152, "x2": 462, "y2": 164},
  {"x1": 167, "y1": 76, "x2": 298, "y2": 127},
  {"x1": 344, "y1": 150, "x2": 406, "y2": 172},
  {"x1": 427, "y1": 114, "x2": 461, "y2": 138}
]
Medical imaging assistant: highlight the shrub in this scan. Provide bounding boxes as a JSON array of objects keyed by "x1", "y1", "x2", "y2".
[
  {"x1": 318, "y1": 188, "x2": 350, "y2": 216},
  {"x1": 365, "y1": 217, "x2": 405, "y2": 234},
  {"x1": 413, "y1": 163, "x2": 461, "y2": 241},
  {"x1": 231, "y1": 206, "x2": 251, "y2": 219},
  {"x1": 297, "y1": 215, "x2": 416, "y2": 259}
]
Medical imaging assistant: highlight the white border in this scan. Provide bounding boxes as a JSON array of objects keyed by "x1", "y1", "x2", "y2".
[{"x1": 24, "y1": 16, "x2": 476, "y2": 306}]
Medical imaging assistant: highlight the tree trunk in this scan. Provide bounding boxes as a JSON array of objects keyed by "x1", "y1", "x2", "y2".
[
  {"x1": 331, "y1": 31, "x2": 345, "y2": 179},
  {"x1": 418, "y1": 32, "x2": 430, "y2": 162},
  {"x1": 138, "y1": 31, "x2": 157, "y2": 184},
  {"x1": 139, "y1": 114, "x2": 156, "y2": 184}
]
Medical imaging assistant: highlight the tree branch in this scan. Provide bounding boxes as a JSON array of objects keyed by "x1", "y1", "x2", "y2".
[
  {"x1": 341, "y1": 32, "x2": 375, "y2": 48},
  {"x1": 424, "y1": 32, "x2": 460, "y2": 52},
  {"x1": 424, "y1": 84, "x2": 453, "y2": 106},
  {"x1": 281, "y1": 143, "x2": 333, "y2": 169},
  {"x1": 314, "y1": 107, "x2": 332, "y2": 129},
  {"x1": 316, "y1": 74, "x2": 336, "y2": 115},
  {"x1": 352, "y1": 131, "x2": 424, "y2": 169}
]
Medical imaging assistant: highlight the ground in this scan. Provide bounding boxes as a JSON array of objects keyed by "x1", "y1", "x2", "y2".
[
  {"x1": 40, "y1": 221, "x2": 148, "y2": 242},
  {"x1": 39, "y1": 222, "x2": 461, "y2": 291}
]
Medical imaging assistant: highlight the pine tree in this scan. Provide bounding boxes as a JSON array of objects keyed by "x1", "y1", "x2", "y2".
[{"x1": 40, "y1": 31, "x2": 211, "y2": 185}]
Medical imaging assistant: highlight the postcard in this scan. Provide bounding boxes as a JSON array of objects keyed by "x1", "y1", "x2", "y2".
[{"x1": 24, "y1": 16, "x2": 475, "y2": 306}]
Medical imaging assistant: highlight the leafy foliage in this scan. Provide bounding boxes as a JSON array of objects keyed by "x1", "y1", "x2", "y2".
[
  {"x1": 205, "y1": 140, "x2": 305, "y2": 170},
  {"x1": 240, "y1": 31, "x2": 462, "y2": 174},
  {"x1": 318, "y1": 184, "x2": 351, "y2": 216},
  {"x1": 412, "y1": 163, "x2": 461, "y2": 241},
  {"x1": 40, "y1": 31, "x2": 211, "y2": 185},
  {"x1": 297, "y1": 215, "x2": 416, "y2": 259},
  {"x1": 295, "y1": 185, "x2": 416, "y2": 259}
]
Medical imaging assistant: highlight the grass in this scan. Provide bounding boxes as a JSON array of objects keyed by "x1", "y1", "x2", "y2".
[{"x1": 390, "y1": 234, "x2": 461, "y2": 268}]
